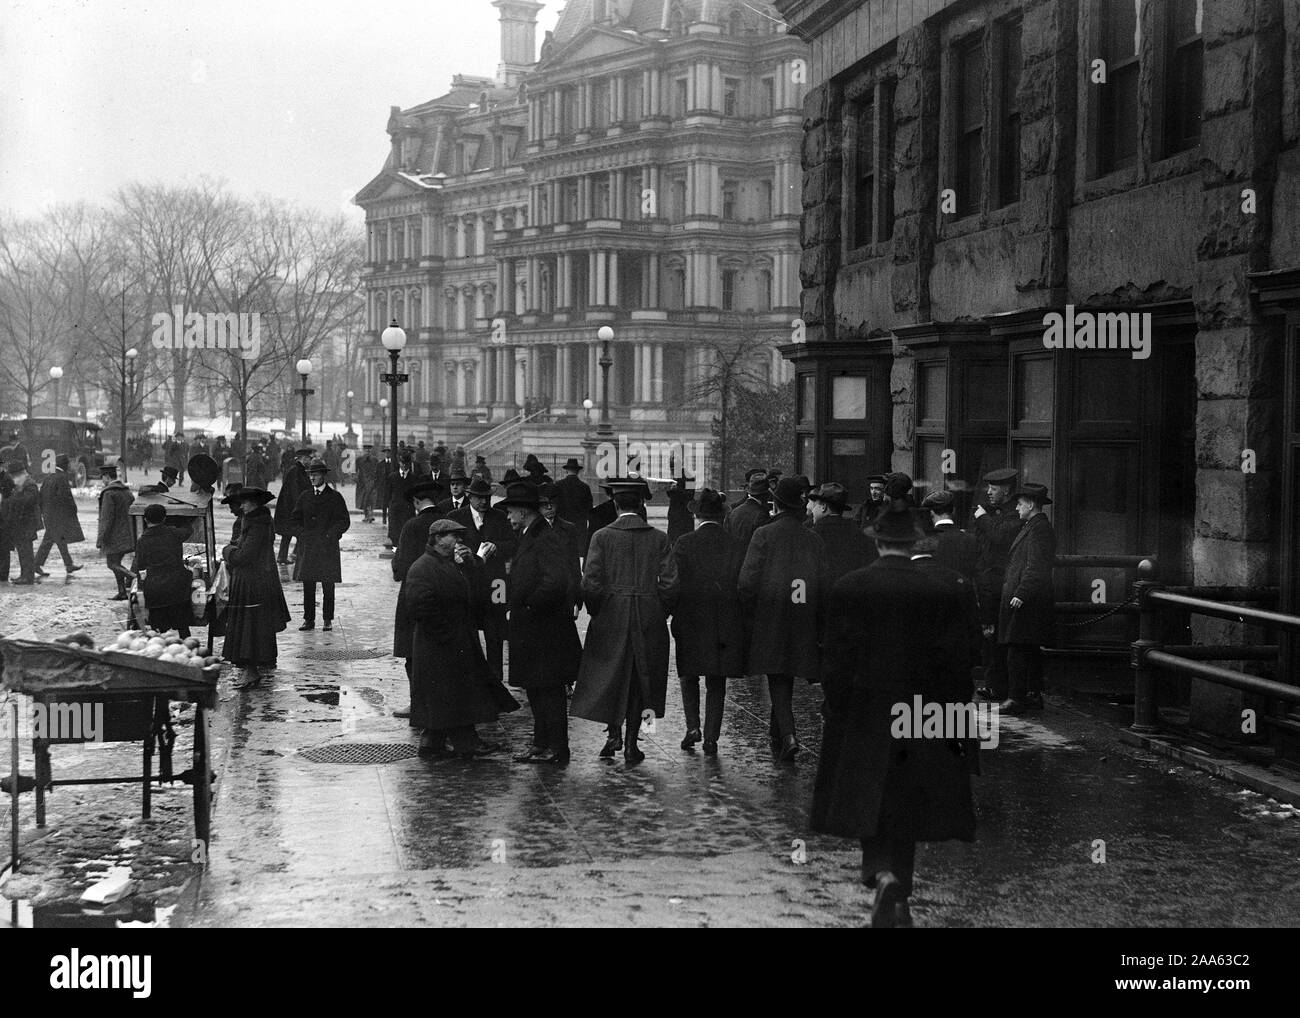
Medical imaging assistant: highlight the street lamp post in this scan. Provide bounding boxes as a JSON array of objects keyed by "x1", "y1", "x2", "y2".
[
  {"x1": 295, "y1": 359, "x2": 314, "y2": 445},
  {"x1": 346, "y1": 390, "x2": 355, "y2": 444},
  {"x1": 380, "y1": 319, "x2": 408, "y2": 461},
  {"x1": 121, "y1": 348, "x2": 137, "y2": 482},
  {"x1": 378, "y1": 397, "x2": 388, "y2": 448},
  {"x1": 596, "y1": 326, "x2": 614, "y2": 439},
  {"x1": 49, "y1": 366, "x2": 63, "y2": 417}
]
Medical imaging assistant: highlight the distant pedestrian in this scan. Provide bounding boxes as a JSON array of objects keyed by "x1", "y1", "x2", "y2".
[
  {"x1": 666, "y1": 474, "x2": 694, "y2": 546},
  {"x1": 96, "y1": 464, "x2": 135, "y2": 600},
  {"x1": 356, "y1": 445, "x2": 379, "y2": 522},
  {"x1": 554, "y1": 457, "x2": 592, "y2": 553},
  {"x1": 3, "y1": 461, "x2": 41, "y2": 585},
  {"x1": 34, "y1": 455, "x2": 85, "y2": 578},
  {"x1": 997, "y1": 483, "x2": 1056, "y2": 715},
  {"x1": 290, "y1": 459, "x2": 351, "y2": 631},
  {"x1": 386, "y1": 452, "x2": 419, "y2": 547},
  {"x1": 221, "y1": 488, "x2": 291, "y2": 687},
  {"x1": 725, "y1": 473, "x2": 771, "y2": 550},
  {"x1": 973, "y1": 468, "x2": 1023, "y2": 702},
  {"x1": 273, "y1": 447, "x2": 312, "y2": 564},
  {"x1": 471, "y1": 455, "x2": 492, "y2": 485}
]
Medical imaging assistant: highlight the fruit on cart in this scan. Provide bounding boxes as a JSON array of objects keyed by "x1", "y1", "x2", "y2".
[{"x1": 93, "y1": 628, "x2": 216, "y2": 668}]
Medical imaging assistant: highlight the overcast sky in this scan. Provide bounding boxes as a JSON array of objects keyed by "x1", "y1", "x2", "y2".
[{"x1": 0, "y1": 0, "x2": 563, "y2": 222}]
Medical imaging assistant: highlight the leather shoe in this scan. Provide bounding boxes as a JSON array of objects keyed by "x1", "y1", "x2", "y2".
[
  {"x1": 298, "y1": 622, "x2": 315, "y2": 631},
  {"x1": 10, "y1": 578, "x2": 34, "y2": 586},
  {"x1": 871, "y1": 871, "x2": 905, "y2": 929},
  {"x1": 680, "y1": 727, "x2": 702, "y2": 751},
  {"x1": 418, "y1": 735, "x2": 450, "y2": 758},
  {"x1": 599, "y1": 734, "x2": 623, "y2": 758},
  {"x1": 779, "y1": 734, "x2": 800, "y2": 762},
  {"x1": 513, "y1": 745, "x2": 548, "y2": 762},
  {"x1": 999, "y1": 698, "x2": 1028, "y2": 716},
  {"x1": 536, "y1": 748, "x2": 570, "y2": 766},
  {"x1": 322, "y1": 621, "x2": 333, "y2": 632},
  {"x1": 67, "y1": 564, "x2": 84, "y2": 574},
  {"x1": 108, "y1": 591, "x2": 129, "y2": 600},
  {"x1": 703, "y1": 740, "x2": 718, "y2": 756},
  {"x1": 392, "y1": 708, "x2": 411, "y2": 719},
  {"x1": 34, "y1": 567, "x2": 49, "y2": 577},
  {"x1": 623, "y1": 744, "x2": 646, "y2": 765}
]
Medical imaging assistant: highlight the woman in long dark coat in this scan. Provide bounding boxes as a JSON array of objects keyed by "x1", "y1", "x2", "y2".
[
  {"x1": 668, "y1": 489, "x2": 744, "y2": 754},
  {"x1": 997, "y1": 483, "x2": 1057, "y2": 714},
  {"x1": 221, "y1": 488, "x2": 291, "y2": 686},
  {"x1": 134, "y1": 503, "x2": 194, "y2": 637},
  {"x1": 402, "y1": 518, "x2": 516, "y2": 757}
]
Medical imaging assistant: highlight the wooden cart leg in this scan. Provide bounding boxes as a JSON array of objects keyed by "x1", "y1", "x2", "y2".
[
  {"x1": 9, "y1": 702, "x2": 19, "y2": 873},
  {"x1": 33, "y1": 738, "x2": 49, "y2": 828},
  {"x1": 142, "y1": 698, "x2": 155, "y2": 820},
  {"x1": 192, "y1": 702, "x2": 211, "y2": 854}
]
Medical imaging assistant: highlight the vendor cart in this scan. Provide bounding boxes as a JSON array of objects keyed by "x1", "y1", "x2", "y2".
[{"x1": 2, "y1": 638, "x2": 219, "y2": 872}]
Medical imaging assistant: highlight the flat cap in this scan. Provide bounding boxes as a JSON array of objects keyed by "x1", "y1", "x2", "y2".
[
  {"x1": 983, "y1": 468, "x2": 1019, "y2": 485},
  {"x1": 921, "y1": 489, "x2": 955, "y2": 510},
  {"x1": 427, "y1": 518, "x2": 467, "y2": 537}
]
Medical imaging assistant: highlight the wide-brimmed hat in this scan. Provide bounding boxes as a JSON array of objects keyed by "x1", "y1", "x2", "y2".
[
  {"x1": 807, "y1": 482, "x2": 848, "y2": 512},
  {"x1": 1013, "y1": 482, "x2": 1052, "y2": 506},
  {"x1": 220, "y1": 483, "x2": 244, "y2": 505},
  {"x1": 600, "y1": 477, "x2": 652, "y2": 499},
  {"x1": 236, "y1": 487, "x2": 275, "y2": 506},
  {"x1": 427, "y1": 518, "x2": 467, "y2": 540},
  {"x1": 688, "y1": 488, "x2": 727, "y2": 518},
  {"x1": 865, "y1": 506, "x2": 926, "y2": 543},
  {"x1": 406, "y1": 479, "x2": 445, "y2": 504},
  {"x1": 562, "y1": 457, "x2": 582, "y2": 472},
  {"x1": 537, "y1": 481, "x2": 558, "y2": 503},
  {"x1": 501, "y1": 468, "x2": 521, "y2": 484},
  {"x1": 187, "y1": 453, "x2": 221, "y2": 489},
  {"x1": 498, "y1": 480, "x2": 541, "y2": 509},
  {"x1": 465, "y1": 477, "x2": 494, "y2": 498},
  {"x1": 772, "y1": 476, "x2": 808, "y2": 510}
]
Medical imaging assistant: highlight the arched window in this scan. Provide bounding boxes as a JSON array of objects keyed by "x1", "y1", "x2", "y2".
[{"x1": 758, "y1": 269, "x2": 773, "y2": 310}]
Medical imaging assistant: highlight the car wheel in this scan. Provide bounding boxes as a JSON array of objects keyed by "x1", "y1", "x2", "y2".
[{"x1": 72, "y1": 461, "x2": 88, "y2": 488}]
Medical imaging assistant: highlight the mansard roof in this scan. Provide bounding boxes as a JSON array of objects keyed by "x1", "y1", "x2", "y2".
[{"x1": 552, "y1": 0, "x2": 781, "y2": 44}]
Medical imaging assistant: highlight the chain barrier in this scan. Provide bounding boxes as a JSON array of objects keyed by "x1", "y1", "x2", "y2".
[{"x1": 1060, "y1": 584, "x2": 1141, "y2": 629}]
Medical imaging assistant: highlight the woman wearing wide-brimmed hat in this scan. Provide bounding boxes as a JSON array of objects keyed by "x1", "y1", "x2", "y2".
[
  {"x1": 221, "y1": 488, "x2": 291, "y2": 687},
  {"x1": 997, "y1": 483, "x2": 1056, "y2": 715}
]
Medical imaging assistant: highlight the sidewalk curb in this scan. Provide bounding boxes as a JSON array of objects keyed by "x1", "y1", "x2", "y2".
[{"x1": 1118, "y1": 729, "x2": 1300, "y2": 807}]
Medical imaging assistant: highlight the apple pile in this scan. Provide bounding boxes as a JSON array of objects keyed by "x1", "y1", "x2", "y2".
[{"x1": 99, "y1": 629, "x2": 220, "y2": 669}]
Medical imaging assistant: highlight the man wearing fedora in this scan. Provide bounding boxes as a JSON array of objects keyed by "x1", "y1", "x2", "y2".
[
  {"x1": 807, "y1": 481, "x2": 875, "y2": 586},
  {"x1": 668, "y1": 488, "x2": 745, "y2": 755},
  {"x1": 34, "y1": 454, "x2": 85, "y2": 579},
  {"x1": 385, "y1": 451, "x2": 420, "y2": 548},
  {"x1": 538, "y1": 482, "x2": 584, "y2": 615},
  {"x1": 921, "y1": 489, "x2": 979, "y2": 583},
  {"x1": 499, "y1": 480, "x2": 582, "y2": 765},
  {"x1": 290, "y1": 459, "x2": 351, "y2": 631},
  {"x1": 554, "y1": 457, "x2": 593, "y2": 552},
  {"x1": 449, "y1": 476, "x2": 516, "y2": 682},
  {"x1": 3, "y1": 461, "x2": 41, "y2": 585},
  {"x1": 738, "y1": 475, "x2": 829, "y2": 761},
  {"x1": 972, "y1": 468, "x2": 1024, "y2": 701},
  {"x1": 140, "y1": 463, "x2": 179, "y2": 495},
  {"x1": 435, "y1": 470, "x2": 470, "y2": 516},
  {"x1": 274, "y1": 448, "x2": 313, "y2": 564},
  {"x1": 571, "y1": 479, "x2": 678, "y2": 765},
  {"x1": 812, "y1": 501, "x2": 977, "y2": 928},
  {"x1": 998, "y1": 483, "x2": 1057, "y2": 715},
  {"x1": 725, "y1": 471, "x2": 773, "y2": 550},
  {"x1": 392, "y1": 479, "x2": 447, "y2": 721}
]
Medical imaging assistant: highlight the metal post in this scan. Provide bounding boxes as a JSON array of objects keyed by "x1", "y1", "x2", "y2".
[
  {"x1": 389, "y1": 350, "x2": 400, "y2": 458},
  {"x1": 597, "y1": 340, "x2": 613, "y2": 439},
  {"x1": 1131, "y1": 580, "x2": 1160, "y2": 733},
  {"x1": 299, "y1": 373, "x2": 310, "y2": 444},
  {"x1": 9, "y1": 700, "x2": 18, "y2": 873}
]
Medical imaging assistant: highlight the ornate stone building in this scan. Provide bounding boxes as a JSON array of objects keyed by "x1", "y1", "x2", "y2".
[{"x1": 355, "y1": 0, "x2": 806, "y2": 476}]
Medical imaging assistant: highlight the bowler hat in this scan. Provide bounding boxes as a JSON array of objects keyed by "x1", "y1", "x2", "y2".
[
  {"x1": 235, "y1": 487, "x2": 276, "y2": 506},
  {"x1": 1013, "y1": 482, "x2": 1052, "y2": 506},
  {"x1": 807, "y1": 482, "x2": 849, "y2": 512},
  {"x1": 498, "y1": 480, "x2": 542, "y2": 509},
  {"x1": 406, "y1": 480, "x2": 445, "y2": 504},
  {"x1": 465, "y1": 477, "x2": 494, "y2": 498},
  {"x1": 921, "y1": 489, "x2": 956, "y2": 511},
  {"x1": 220, "y1": 483, "x2": 244, "y2": 505},
  {"x1": 772, "y1": 476, "x2": 808, "y2": 510},
  {"x1": 983, "y1": 468, "x2": 1019, "y2": 486},
  {"x1": 160, "y1": 465, "x2": 179, "y2": 482},
  {"x1": 447, "y1": 470, "x2": 470, "y2": 484},
  {"x1": 427, "y1": 518, "x2": 467, "y2": 539},
  {"x1": 865, "y1": 506, "x2": 926, "y2": 543},
  {"x1": 537, "y1": 481, "x2": 558, "y2": 503},
  {"x1": 563, "y1": 457, "x2": 582, "y2": 472},
  {"x1": 688, "y1": 488, "x2": 727, "y2": 518},
  {"x1": 307, "y1": 458, "x2": 330, "y2": 476}
]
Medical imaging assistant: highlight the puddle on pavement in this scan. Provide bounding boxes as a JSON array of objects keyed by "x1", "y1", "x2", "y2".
[
  {"x1": 296, "y1": 683, "x2": 340, "y2": 707},
  {"x1": 3, "y1": 896, "x2": 174, "y2": 929}
]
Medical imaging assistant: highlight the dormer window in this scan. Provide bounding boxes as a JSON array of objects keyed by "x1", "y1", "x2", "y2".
[{"x1": 669, "y1": 4, "x2": 687, "y2": 36}]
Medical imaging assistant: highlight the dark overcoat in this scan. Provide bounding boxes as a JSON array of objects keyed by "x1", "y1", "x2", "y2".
[
  {"x1": 96, "y1": 481, "x2": 135, "y2": 554},
  {"x1": 811, "y1": 555, "x2": 977, "y2": 843},
  {"x1": 666, "y1": 487, "x2": 694, "y2": 546},
  {"x1": 998, "y1": 512, "x2": 1057, "y2": 646},
  {"x1": 554, "y1": 473, "x2": 593, "y2": 539},
  {"x1": 505, "y1": 516, "x2": 582, "y2": 689},
  {"x1": 812, "y1": 513, "x2": 876, "y2": 588},
  {"x1": 290, "y1": 485, "x2": 351, "y2": 583},
  {"x1": 973, "y1": 502, "x2": 1023, "y2": 626},
  {"x1": 274, "y1": 463, "x2": 311, "y2": 538},
  {"x1": 932, "y1": 521, "x2": 980, "y2": 583},
  {"x1": 448, "y1": 503, "x2": 516, "y2": 626},
  {"x1": 386, "y1": 469, "x2": 419, "y2": 544},
  {"x1": 221, "y1": 507, "x2": 291, "y2": 666},
  {"x1": 548, "y1": 515, "x2": 584, "y2": 610},
  {"x1": 392, "y1": 506, "x2": 442, "y2": 659},
  {"x1": 135, "y1": 523, "x2": 194, "y2": 634},
  {"x1": 724, "y1": 496, "x2": 770, "y2": 550},
  {"x1": 668, "y1": 521, "x2": 746, "y2": 678},
  {"x1": 402, "y1": 549, "x2": 519, "y2": 730},
  {"x1": 244, "y1": 448, "x2": 268, "y2": 490},
  {"x1": 354, "y1": 453, "x2": 377, "y2": 509},
  {"x1": 39, "y1": 470, "x2": 84, "y2": 543},
  {"x1": 7, "y1": 479, "x2": 41, "y2": 541},
  {"x1": 570, "y1": 514, "x2": 678, "y2": 724},
  {"x1": 737, "y1": 512, "x2": 828, "y2": 679}
]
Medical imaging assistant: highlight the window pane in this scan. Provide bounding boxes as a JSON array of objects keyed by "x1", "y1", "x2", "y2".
[
  {"x1": 999, "y1": 22, "x2": 1022, "y2": 207},
  {"x1": 916, "y1": 436, "x2": 948, "y2": 493},
  {"x1": 798, "y1": 374, "x2": 816, "y2": 424},
  {"x1": 964, "y1": 360, "x2": 1008, "y2": 423},
  {"x1": 963, "y1": 437, "x2": 1009, "y2": 490},
  {"x1": 879, "y1": 81, "x2": 895, "y2": 240},
  {"x1": 1103, "y1": 0, "x2": 1140, "y2": 61},
  {"x1": 1075, "y1": 355, "x2": 1140, "y2": 427},
  {"x1": 1015, "y1": 443, "x2": 1052, "y2": 489},
  {"x1": 798, "y1": 434, "x2": 815, "y2": 478},
  {"x1": 1015, "y1": 356, "x2": 1053, "y2": 426},
  {"x1": 920, "y1": 362, "x2": 946, "y2": 423},
  {"x1": 1073, "y1": 445, "x2": 1135, "y2": 551},
  {"x1": 830, "y1": 441, "x2": 871, "y2": 501},
  {"x1": 855, "y1": 98, "x2": 875, "y2": 245},
  {"x1": 832, "y1": 375, "x2": 868, "y2": 419}
]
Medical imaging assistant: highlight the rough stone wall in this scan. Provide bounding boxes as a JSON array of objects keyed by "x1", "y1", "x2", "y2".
[
  {"x1": 1191, "y1": 0, "x2": 1285, "y2": 736},
  {"x1": 799, "y1": 83, "x2": 842, "y2": 346}
]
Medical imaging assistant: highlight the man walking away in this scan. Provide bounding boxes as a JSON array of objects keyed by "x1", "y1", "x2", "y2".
[
  {"x1": 725, "y1": 472, "x2": 771, "y2": 550},
  {"x1": 921, "y1": 489, "x2": 979, "y2": 583},
  {"x1": 668, "y1": 489, "x2": 744, "y2": 755},
  {"x1": 4, "y1": 462, "x2": 41, "y2": 585},
  {"x1": 34, "y1": 455, "x2": 85, "y2": 579},
  {"x1": 97, "y1": 465, "x2": 135, "y2": 600},
  {"x1": 554, "y1": 457, "x2": 593, "y2": 554},
  {"x1": 291, "y1": 459, "x2": 351, "y2": 631},
  {"x1": 807, "y1": 481, "x2": 875, "y2": 585}
]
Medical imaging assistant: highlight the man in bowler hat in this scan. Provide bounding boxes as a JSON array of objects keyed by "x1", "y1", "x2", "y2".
[{"x1": 998, "y1": 483, "x2": 1056, "y2": 714}]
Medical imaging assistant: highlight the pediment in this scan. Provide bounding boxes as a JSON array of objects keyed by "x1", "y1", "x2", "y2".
[{"x1": 538, "y1": 26, "x2": 647, "y2": 71}]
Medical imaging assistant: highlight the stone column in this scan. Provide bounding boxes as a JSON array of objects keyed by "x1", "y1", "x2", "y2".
[
  {"x1": 653, "y1": 343, "x2": 664, "y2": 403},
  {"x1": 609, "y1": 250, "x2": 620, "y2": 307},
  {"x1": 595, "y1": 250, "x2": 608, "y2": 305}
]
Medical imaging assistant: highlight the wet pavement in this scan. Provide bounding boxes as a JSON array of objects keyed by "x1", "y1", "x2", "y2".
[{"x1": 6, "y1": 480, "x2": 1300, "y2": 927}]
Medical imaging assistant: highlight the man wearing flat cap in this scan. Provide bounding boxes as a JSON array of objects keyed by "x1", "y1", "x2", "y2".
[
  {"x1": 854, "y1": 474, "x2": 889, "y2": 532},
  {"x1": 972, "y1": 468, "x2": 1023, "y2": 701},
  {"x1": 400, "y1": 518, "x2": 519, "y2": 758},
  {"x1": 807, "y1": 481, "x2": 876, "y2": 587},
  {"x1": 921, "y1": 489, "x2": 979, "y2": 584},
  {"x1": 290, "y1": 459, "x2": 351, "y2": 631},
  {"x1": 998, "y1": 483, "x2": 1056, "y2": 714}
]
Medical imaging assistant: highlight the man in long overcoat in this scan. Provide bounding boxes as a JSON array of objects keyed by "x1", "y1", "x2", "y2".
[
  {"x1": 570, "y1": 480, "x2": 678, "y2": 765},
  {"x1": 998, "y1": 483, "x2": 1057, "y2": 715},
  {"x1": 401, "y1": 518, "x2": 518, "y2": 758},
  {"x1": 274, "y1": 447, "x2": 313, "y2": 564},
  {"x1": 725, "y1": 474, "x2": 772, "y2": 550},
  {"x1": 668, "y1": 488, "x2": 744, "y2": 755},
  {"x1": 666, "y1": 476, "x2": 695, "y2": 547},
  {"x1": 4, "y1": 461, "x2": 41, "y2": 585},
  {"x1": 449, "y1": 476, "x2": 516, "y2": 682},
  {"x1": 290, "y1": 459, "x2": 351, "y2": 631},
  {"x1": 386, "y1": 452, "x2": 419, "y2": 547},
  {"x1": 554, "y1": 458, "x2": 593, "y2": 553},
  {"x1": 34, "y1": 454, "x2": 85, "y2": 577},
  {"x1": 392, "y1": 481, "x2": 447, "y2": 730},
  {"x1": 812, "y1": 505, "x2": 978, "y2": 928},
  {"x1": 96, "y1": 464, "x2": 135, "y2": 599},
  {"x1": 972, "y1": 468, "x2": 1023, "y2": 701},
  {"x1": 922, "y1": 489, "x2": 979, "y2": 583},
  {"x1": 738, "y1": 476, "x2": 828, "y2": 761},
  {"x1": 245, "y1": 443, "x2": 267, "y2": 491},
  {"x1": 807, "y1": 481, "x2": 875, "y2": 587},
  {"x1": 500, "y1": 481, "x2": 582, "y2": 765},
  {"x1": 538, "y1": 482, "x2": 583, "y2": 614},
  {"x1": 355, "y1": 445, "x2": 379, "y2": 522}
]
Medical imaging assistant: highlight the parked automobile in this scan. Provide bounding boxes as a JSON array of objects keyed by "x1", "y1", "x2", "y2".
[{"x1": 0, "y1": 417, "x2": 107, "y2": 487}]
